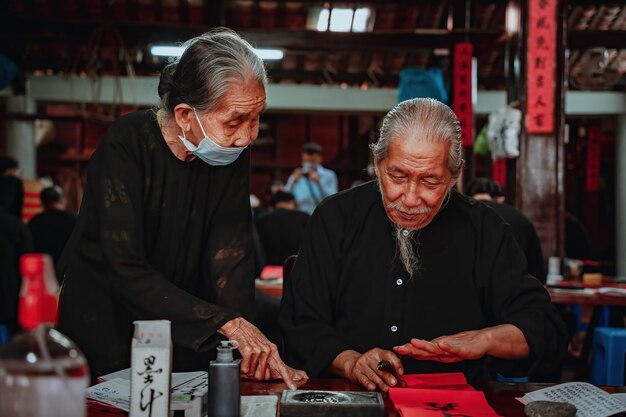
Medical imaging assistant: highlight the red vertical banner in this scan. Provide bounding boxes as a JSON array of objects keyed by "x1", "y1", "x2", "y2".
[
  {"x1": 526, "y1": 0, "x2": 556, "y2": 133},
  {"x1": 492, "y1": 159, "x2": 507, "y2": 187},
  {"x1": 453, "y1": 42, "x2": 474, "y2": 147},
  {"x1": 585, "y1": 127, "x2": 601, "y2": 192}
]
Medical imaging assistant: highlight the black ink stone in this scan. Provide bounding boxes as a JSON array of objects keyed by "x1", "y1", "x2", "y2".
[
  {"x1": 524, "y1": 400, "x2": 577, "y2": 417},
  {"x1": 280, "y1": 390, "x2": 384, "y2": 417}
]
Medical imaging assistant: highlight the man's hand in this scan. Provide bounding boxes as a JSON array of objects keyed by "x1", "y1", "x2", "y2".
[
  {"x1": 394, "y1": 325, "x2": 529, "y2": 363},
  {"x1": 290, "y1": 167, "x2": 304, "y2": 182},
  {"x1": 307, "y1": 169, "x2": 321, "y2": 184},
  {"x1": 330, "y1": 349, "x2": 406, "y2": 392},
  {"x1": 393, "y1": 331, "x2": 488, "y2": 363},
  {"x1": 219, "y1": 317, "x2": 308, "y2": 389}
]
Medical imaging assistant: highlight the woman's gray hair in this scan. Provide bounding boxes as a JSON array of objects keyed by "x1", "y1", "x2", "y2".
[
  {"x1": 370, "y1": 98, "x2": 463, "y2": 179},
  {"x1": 158, "y1": 28, "x2": 267, "y2": 114}
]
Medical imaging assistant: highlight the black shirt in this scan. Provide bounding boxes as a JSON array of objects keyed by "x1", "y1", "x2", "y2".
[
  {"x1": 28, "y1": 209, "x2": 77, "y2": 271},
  {"x1": 57, "y1": 110, "x2": 254, "y2": 377},
  {"x1": 255, "y1": 208, "x2": 310, "y2": 266},
  {"x1": 279, "y1": 181, "x2": 567, "y2": 380},
  {"x1": 0, "y1": 207, "x2": 32, "y2": 332},
  {"x1": 480, "y1": 200, "x2": 546, "y2": 284}
]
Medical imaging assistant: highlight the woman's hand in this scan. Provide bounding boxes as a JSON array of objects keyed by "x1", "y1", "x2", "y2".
[
  {"x1": 330, "y1": 348, "x2": 406, "y2": 392},
  {"x1": 219, "y1": 317, "x2": 308, "y2": 389}
]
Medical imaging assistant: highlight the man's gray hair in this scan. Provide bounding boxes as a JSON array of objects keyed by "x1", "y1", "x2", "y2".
[
  {"x1": 370, "y1": 98, "x2": 463, "y2": 179},
  {"x1": 158, "y1": 28, "x2": 268, "y2": 114}
]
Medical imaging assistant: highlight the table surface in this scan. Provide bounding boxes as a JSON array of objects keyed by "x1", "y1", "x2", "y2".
[
  {"x1": 88, "y1": 378, "x2": 626, "y2": 417},
  {"x1": 547, "y1": 285, "x2": 626, "y2": 306}
]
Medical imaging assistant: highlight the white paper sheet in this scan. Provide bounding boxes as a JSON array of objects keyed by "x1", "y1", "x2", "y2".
[
  {"x1": 86, "y1": 377, "x2": 131, "y2": 411},
  {"x1": 522, "y1": 382, "x2": 626, "y2": 417}
]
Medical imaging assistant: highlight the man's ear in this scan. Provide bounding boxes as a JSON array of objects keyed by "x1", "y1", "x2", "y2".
[{"x1": 173, "y1": 104, "x2": 193, "y2": 132}]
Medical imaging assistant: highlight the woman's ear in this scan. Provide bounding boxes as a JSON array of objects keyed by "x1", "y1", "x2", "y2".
[{"x1": 173, "y1": 104, "x2": 193, "y2": 132}]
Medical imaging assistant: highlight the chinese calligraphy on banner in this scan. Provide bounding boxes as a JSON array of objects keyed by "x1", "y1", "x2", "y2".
[
  {"x1": 526, "y1": 0, "x2": 556, "y2": 133},
  {"x1": 453, "y1": 42, "x2": 474, "y2": 146}
]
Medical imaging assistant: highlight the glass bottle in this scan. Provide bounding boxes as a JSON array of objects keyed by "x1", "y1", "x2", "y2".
[{"x1": 0, "y1": 254, "x2": 89, "y2": 417}]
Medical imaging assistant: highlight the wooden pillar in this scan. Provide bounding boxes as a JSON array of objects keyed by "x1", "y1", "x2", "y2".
[
  {"x1": 517, "y1": 0, "x2": 566, "y2": 258},
  {"x1": 450, "y1": 0, "x2": 474, "y2": 188}
]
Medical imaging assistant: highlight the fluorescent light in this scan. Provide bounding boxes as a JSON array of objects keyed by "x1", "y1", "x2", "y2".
[
  {"x1": 150, "y1": 45, "x2": 283, "y2": 61},
  {"x1": 151, "y1": 45, "x2": 186, "y2": 57},
  {"x1": 254, "y1": 48, "x2": 284, "y2": 60}
]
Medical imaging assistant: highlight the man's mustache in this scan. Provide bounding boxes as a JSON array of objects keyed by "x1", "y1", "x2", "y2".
[{"x1": 387, "y1": 202, "x2": 432, "y2": 215}]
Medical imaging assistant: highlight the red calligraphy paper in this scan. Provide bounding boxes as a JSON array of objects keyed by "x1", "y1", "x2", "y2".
[
  {"x1": 390, "y1": 388, "x2": 503, "y2": 417},
  {"x1": 403, "y1": 372, "x2": 468, "y2": 388},
  {"x1": 526, "y1": 0, "x2": 556, "y2": 133},
  {"x1": 453, "y1": 42, "x2": 474, "y2": 146}
]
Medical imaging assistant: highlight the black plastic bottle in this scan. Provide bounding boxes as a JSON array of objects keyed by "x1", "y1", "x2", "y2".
[{"x1": 208, "y1": 341, "x2": 241, "y2": 417}]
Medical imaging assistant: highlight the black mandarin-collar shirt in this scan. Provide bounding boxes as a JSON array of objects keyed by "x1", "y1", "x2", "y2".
[{"x1": 57, "y1": 110, "x2": 254, "y2": 378}]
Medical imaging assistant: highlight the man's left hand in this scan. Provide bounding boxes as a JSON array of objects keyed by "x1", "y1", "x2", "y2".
[
  {"x1": 393, "y1": 329, "x2": 489, "y2": 363},
  {"x1": 394, "y1": 325, "x2": 530, "y2": 363}
]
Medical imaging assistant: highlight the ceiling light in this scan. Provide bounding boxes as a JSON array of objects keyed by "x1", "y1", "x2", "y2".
[
  {"x1": 329, "y1": 8, "x2": 353, "y2": 32},
  {"x1": 352, "y1": 8, "x2": 371, "y2": 32},
  {"x1": 506, "y1": 4, "x2": 520, "y2": 36},
  {"x1": 150, "y1": 45, "x2": 284, "y2": 61}
]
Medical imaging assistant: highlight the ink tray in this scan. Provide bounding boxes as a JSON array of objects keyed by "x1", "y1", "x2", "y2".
[{"x1": 280, "y1": 390, "x2": 384, "y2": 417}]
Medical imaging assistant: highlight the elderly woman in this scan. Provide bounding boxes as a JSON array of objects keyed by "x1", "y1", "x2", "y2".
[
  {"x1": 280, "y1": 98, "x2": 566, "y2": 391},
  {"x1": 58, "y1": 28, "x2": 307, "y2": 387}
]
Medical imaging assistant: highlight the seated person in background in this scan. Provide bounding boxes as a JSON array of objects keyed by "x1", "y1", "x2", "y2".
[
  {"x1": 0, "y1": 196, "x2": 32, "y2": 333},
  {"x1": 465, "y1": 177, "x2": 546, "y2": 284},
  {"x1": 0, "y1": 156, "x2": 24, "y2": 219},
  {"x1": 28, "y1": 186, "x2": 77, "y2": 272},
  {"x1": 280, "y1": 98, "x2": 567, "y2": 392},
  {"x1": 285, "y1": 142, "x2": 338, "y2": 215},
  {"x1": 256, "y1": 191, "x2": 310, "y2": 266}
]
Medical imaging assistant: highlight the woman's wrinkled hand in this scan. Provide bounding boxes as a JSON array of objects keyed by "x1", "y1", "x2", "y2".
[{"x1": 219, "y1": 317, "x2": 308, "y2": 389}]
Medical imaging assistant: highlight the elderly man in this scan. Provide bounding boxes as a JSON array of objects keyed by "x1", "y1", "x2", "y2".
[{"x1": 279, "y1": 98, "x2": 567, "y2": 391}]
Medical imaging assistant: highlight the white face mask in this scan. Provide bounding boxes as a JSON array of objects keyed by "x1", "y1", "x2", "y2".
[{"x1": 178, "y1": 109, "x2": 246, "y2": 166}]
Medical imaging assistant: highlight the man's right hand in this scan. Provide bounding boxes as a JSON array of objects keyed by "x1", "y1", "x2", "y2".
[
  {"x1": 330, "y1": 349, "x2": 406, "y2": 392},
  {"x1": 290, "y1": 167, "x2": 304, "y2": 182}
]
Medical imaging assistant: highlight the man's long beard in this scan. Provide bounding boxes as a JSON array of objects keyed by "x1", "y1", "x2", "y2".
[{"x1": 394, "y1": 226, "x2": 420, "y2": 278}]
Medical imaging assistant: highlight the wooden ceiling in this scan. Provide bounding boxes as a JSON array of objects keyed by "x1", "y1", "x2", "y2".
[{"x1": 1, "y1": 0, "x2": 624, "y2": 91}]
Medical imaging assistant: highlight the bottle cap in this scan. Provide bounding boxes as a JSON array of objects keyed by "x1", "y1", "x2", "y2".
[
  {"x1": 216, "y1": 340, "x2": 237, "y2": 362},
  {"x1": 19, "y1": 254, "x2": 59, "y2": 330}
]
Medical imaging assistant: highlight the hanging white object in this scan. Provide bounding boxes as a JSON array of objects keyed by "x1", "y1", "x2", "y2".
[{"x1": 486, "y1": 105, "x2": 521, "y2": 160}]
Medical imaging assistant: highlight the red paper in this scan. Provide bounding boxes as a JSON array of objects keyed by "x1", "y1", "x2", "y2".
[
  {"x1": 260, "y1": 265, "x2": 283, "y2": 279},
  {"x1": 453, "y1": 42, "x2": 474, "y2": 147},
  {"x1": 390, "y1": 388, "x2": 502, "y2": 417},
  {"x1": 526, "y1": 0, "x2": 556, "y2": 133},
  {"x1": 492, "y1": 159, "x2": 507, "y2": 187},
  {"x1": 403, "y1": 372, "x2": 468, "y2": 388}
]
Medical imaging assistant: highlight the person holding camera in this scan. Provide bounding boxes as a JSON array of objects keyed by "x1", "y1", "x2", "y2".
[{"x1": 285, "y1": 142, "x2": 338, "y2": 214}]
